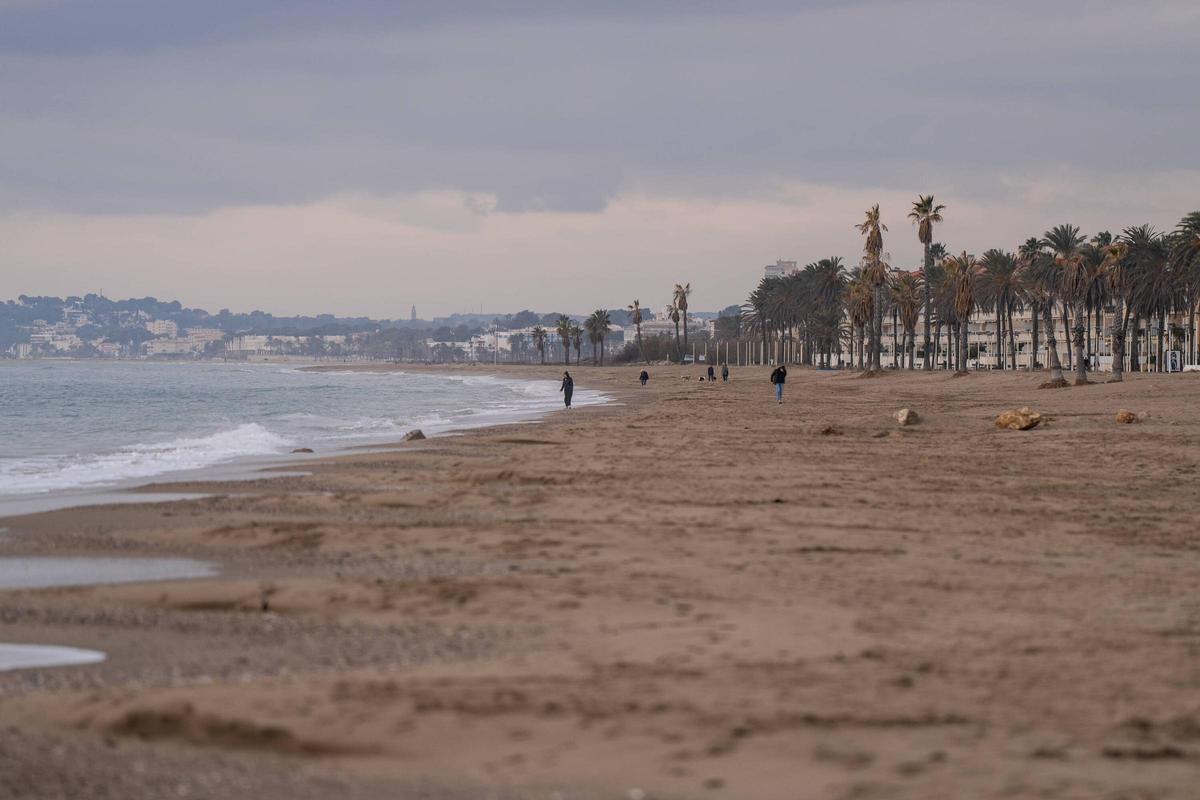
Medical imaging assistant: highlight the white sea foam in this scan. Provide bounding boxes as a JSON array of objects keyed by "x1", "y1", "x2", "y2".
[
  {"x1": 0, "y1": 557, "x2": 218, "y2": 589},
  {"x1": 0, "y1": 363, "x2": 609, "y2": 503},
  {"x1": 0, "y1": 423, "x2": 293, "y2": 495},
  {"x1": 0, "y1": 644, "x2": 106, "y2": 672}
]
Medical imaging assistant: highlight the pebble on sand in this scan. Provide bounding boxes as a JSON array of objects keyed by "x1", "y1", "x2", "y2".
[{"x1": 895, "y1": 408, "x2": 920, "y2": 426}]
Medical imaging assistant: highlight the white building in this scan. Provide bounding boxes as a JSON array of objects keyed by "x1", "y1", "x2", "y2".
[
  {"x1": 145, "y1": 338, "x2": 197, "y2": 356},
  {"x1": 184, "y1": 328, "x2": 226, "y2": 345},
  {"x1": 764, "y1": 259, "x2": 798, "y2": 280},
  {"x1": 146, "y1": 319, "x2": 179, "y2": 337}
]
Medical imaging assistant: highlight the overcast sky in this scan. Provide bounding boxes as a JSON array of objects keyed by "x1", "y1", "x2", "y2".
[{"x1": 2, "y1": 0, "x2": 1198, "y2": 317}]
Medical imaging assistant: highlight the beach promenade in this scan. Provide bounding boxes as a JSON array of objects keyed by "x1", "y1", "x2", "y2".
[{"x1": 2, "y1": 365, "x2": 1199, "y2": 799}]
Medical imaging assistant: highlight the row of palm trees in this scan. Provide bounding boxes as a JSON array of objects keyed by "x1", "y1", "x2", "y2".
[
  {"x1": 741, "y1": 197, "x2": 1200, "y2": 382},
  {"x1": 525, "y1": 283, "x2": 696, "y2": 366}
]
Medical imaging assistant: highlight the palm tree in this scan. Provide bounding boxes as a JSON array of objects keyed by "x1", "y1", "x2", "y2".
[
  {"x1": 666, "y1": 302, "x2": 682, "y2": 361},
  {"x1": 584, "y1": 309, "x2": 611, "y2": 365},
  {"x1": 555, "y1": 314, "x2": 572, "y2": 365},
  {"x1": 979, "y1": 250, "x2": 1022, "y2": 370},
  {"x1": 627, "y1": 299, "x2": 647, "y2": 363},
  {"x1": 925, "y1": 259, "x2": 951, "y2": 369},
  {"x1": 806, "y1": 257, "x2": 847, "y2": 367},
  {"x1": 584, "y1": 315, "x2": 603, "y2": 364},
  {"x1": 890, "y1": 271, "x2": 923, "y2": 369},
  {"x1": 673, "y1": 283, "x2": 692, "y2": 363},
  {"x1": 1124, "y1": 225, "x2": 1171, "y2": 372},
  {"x1": 1022, "y1": 239, "x2": 1067, "y2": 385},
  {"x1": 741, "y1": 281, "x2": 773, "y2": 365},
  {"x1": 1017, "y1": 239, "x2": 1042, "y2": 371},
  {"x1": 855, "y1": 204, "x2": 889, "y2": 371},
  {"x1": 531, "y1": 325, "x2": 548, "y2": 364},
  {"x1": 570, "y1": 325, "x2": 583, "y2": 365},
  {"x1": 1099, "y1": 239, "x2": 1131, "y2": 381},
  {"x1": 1043, "y1": 224, "x2": 1090, "y2": 384},
  {"x1": 845, "y1": 269, "x2": 873, "y2": 369},
  {"x1": 1170, "y1": 212, "x2": 1200, "y2": 366},
  {"x1": 509, "y1": 332, "x2": 527, "y2": 363},
  {"x1": 909, "y1": 195, "x2": 945, "y2": 369},
  {"x1": 943, "y1": 252, "x2": 980, "y2": 375}
]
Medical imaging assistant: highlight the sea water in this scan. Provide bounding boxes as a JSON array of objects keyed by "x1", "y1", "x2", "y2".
[{"x1": 0, "y1": 361, "x2": 604, "y2": 513}]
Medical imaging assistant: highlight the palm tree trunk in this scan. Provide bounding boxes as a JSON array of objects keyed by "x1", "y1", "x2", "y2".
[
  {"x1": 891, "y1": 306, "x2": 899, "y2": 368},
  {"x1": 1130, "y1": 313, "x2": 1141, "y2": 372},
  {"x1": 1189, "y1": 305, "x2": 1196, "y2": 367},
  {"x1": 1072, "y1": 297, "x2": 1088, "y2": 384},
  {"x1": 1029, "y1": 302, "x2": 1040, "y2": 370},
  {"x1": 682, "y1": 310, "x2": 688, "y2": 364},
  {"x1": 1044, "y1": 299, "x2": 1065, "y2": 384},
  {"x1": 1157, "y1": 312, "x2": 1166, "y2": 372},
  {"x1": 922, "y1": 241, "x2": 932, "y2": 369},
  {"x1": 933, "y1": 320, "x2": 943, "y2": 370},
  {"x1": 1110, "y1": 300, "x2": 1127, "y2": 382},
  {"x1": 995, "y1": 307, "x2": 1003, "y2": 371},
  {"x1": 958, "y1": 318, "x2": 969, "y2": 374},
  {"x1": 1061, "y1": 303, "x2": 1072, "y2": 371},
  {"x1": 1006, "y1": 305, "x2": 1017, "y2": 370}
]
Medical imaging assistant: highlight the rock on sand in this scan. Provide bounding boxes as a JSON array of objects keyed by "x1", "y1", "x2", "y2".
[
  {"x1": 1116, "y1": 409, "x2": 1138, "y2": 424},
  {"x1": 895, "y1": 408, "x2": 919, "y2": 426},
  {"x1": 996, "y1": 407, "x2": 1042, "y2": 431}
]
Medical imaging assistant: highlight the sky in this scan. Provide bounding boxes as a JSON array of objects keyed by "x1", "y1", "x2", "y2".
[{"x1": 2, "y1": 0, "x2": 1198, "y2": 318}]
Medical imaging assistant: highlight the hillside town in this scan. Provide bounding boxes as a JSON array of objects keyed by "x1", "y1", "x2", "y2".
[{"x1": 0, "y1": 293, "x2": 721, "y2": 364}]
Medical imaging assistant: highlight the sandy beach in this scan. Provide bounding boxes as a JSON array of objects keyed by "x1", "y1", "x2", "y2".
[{"x1": 2, "y1": 364, "x2": 1199, "y2": 799}]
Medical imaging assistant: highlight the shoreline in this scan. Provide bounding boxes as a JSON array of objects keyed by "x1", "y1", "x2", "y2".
[
  {"x1": 3, "y1": 366, "x2": 1200, "y2": 799},
  {"x1": 0, "y1": 363, "x2": 616, "y2": 520}
]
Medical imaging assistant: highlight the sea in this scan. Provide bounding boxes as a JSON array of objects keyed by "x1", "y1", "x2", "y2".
[{"x1": 0, "y1": 361, "x2": 605, "y2": 515}]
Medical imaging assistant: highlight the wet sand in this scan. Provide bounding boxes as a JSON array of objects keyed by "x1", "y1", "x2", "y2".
[{"x1": 2, "y1": 364, "x2": 1199, "y2": 800}]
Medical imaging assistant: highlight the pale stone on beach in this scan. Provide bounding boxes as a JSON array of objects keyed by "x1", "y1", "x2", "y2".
[
  {"x1": 403, "y1": 429, "x2": 426, "y2": 441},
  {"x1": 996, "y1": 407, "x2": 1042, "y2": 431},
  {"x1": 1116, "y1": 409, "x2": 1137, "y2": 424},
  {"x1": 895, "y1": 408, "x2": 919, "y2": 426}
]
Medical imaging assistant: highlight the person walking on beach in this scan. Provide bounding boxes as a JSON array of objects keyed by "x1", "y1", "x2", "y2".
[
  {"x1": 770, "y1": 364, "x2": 787, "y2": 403},
  {"x1": 639, "y1": 369, "x2": 649, "y2": 386},
  {"x1": 707, "y1": 364, "x2": 716, "y2": 382},
  {"x1": 721, "y1": 363, "x2": 729, "y2": 383},
  {"x1": 560, "y1": 371, "x2": 574, "y2": 408}
]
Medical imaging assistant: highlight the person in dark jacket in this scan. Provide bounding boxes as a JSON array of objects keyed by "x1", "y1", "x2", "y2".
[
  {"x1": 639, "y1": 370, "x2": 649, "y2": 386},
  {"x1": 560, "y1": 371, "x2": 574, "y2": 408},
  {"x1": 769, "y1": 364, "x2": 787, "y2": 403},
  {"x1": 707, "y1": 364, "x2": 716, "y2": 381},
  {"x1": 721, "y1": 363, "x2": 729, "y2": 383}
]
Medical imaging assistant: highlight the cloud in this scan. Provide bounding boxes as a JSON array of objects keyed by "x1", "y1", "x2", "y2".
[
  {"x1": 0, "y1": 2, "x2": 1197, "y2": 313},
  {"x1": 3, "y1": 1, "x2": 1198, "y2": 215},
  {"x1": 4, "y1": 174, "x2": 1197, "y2": 317}
]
